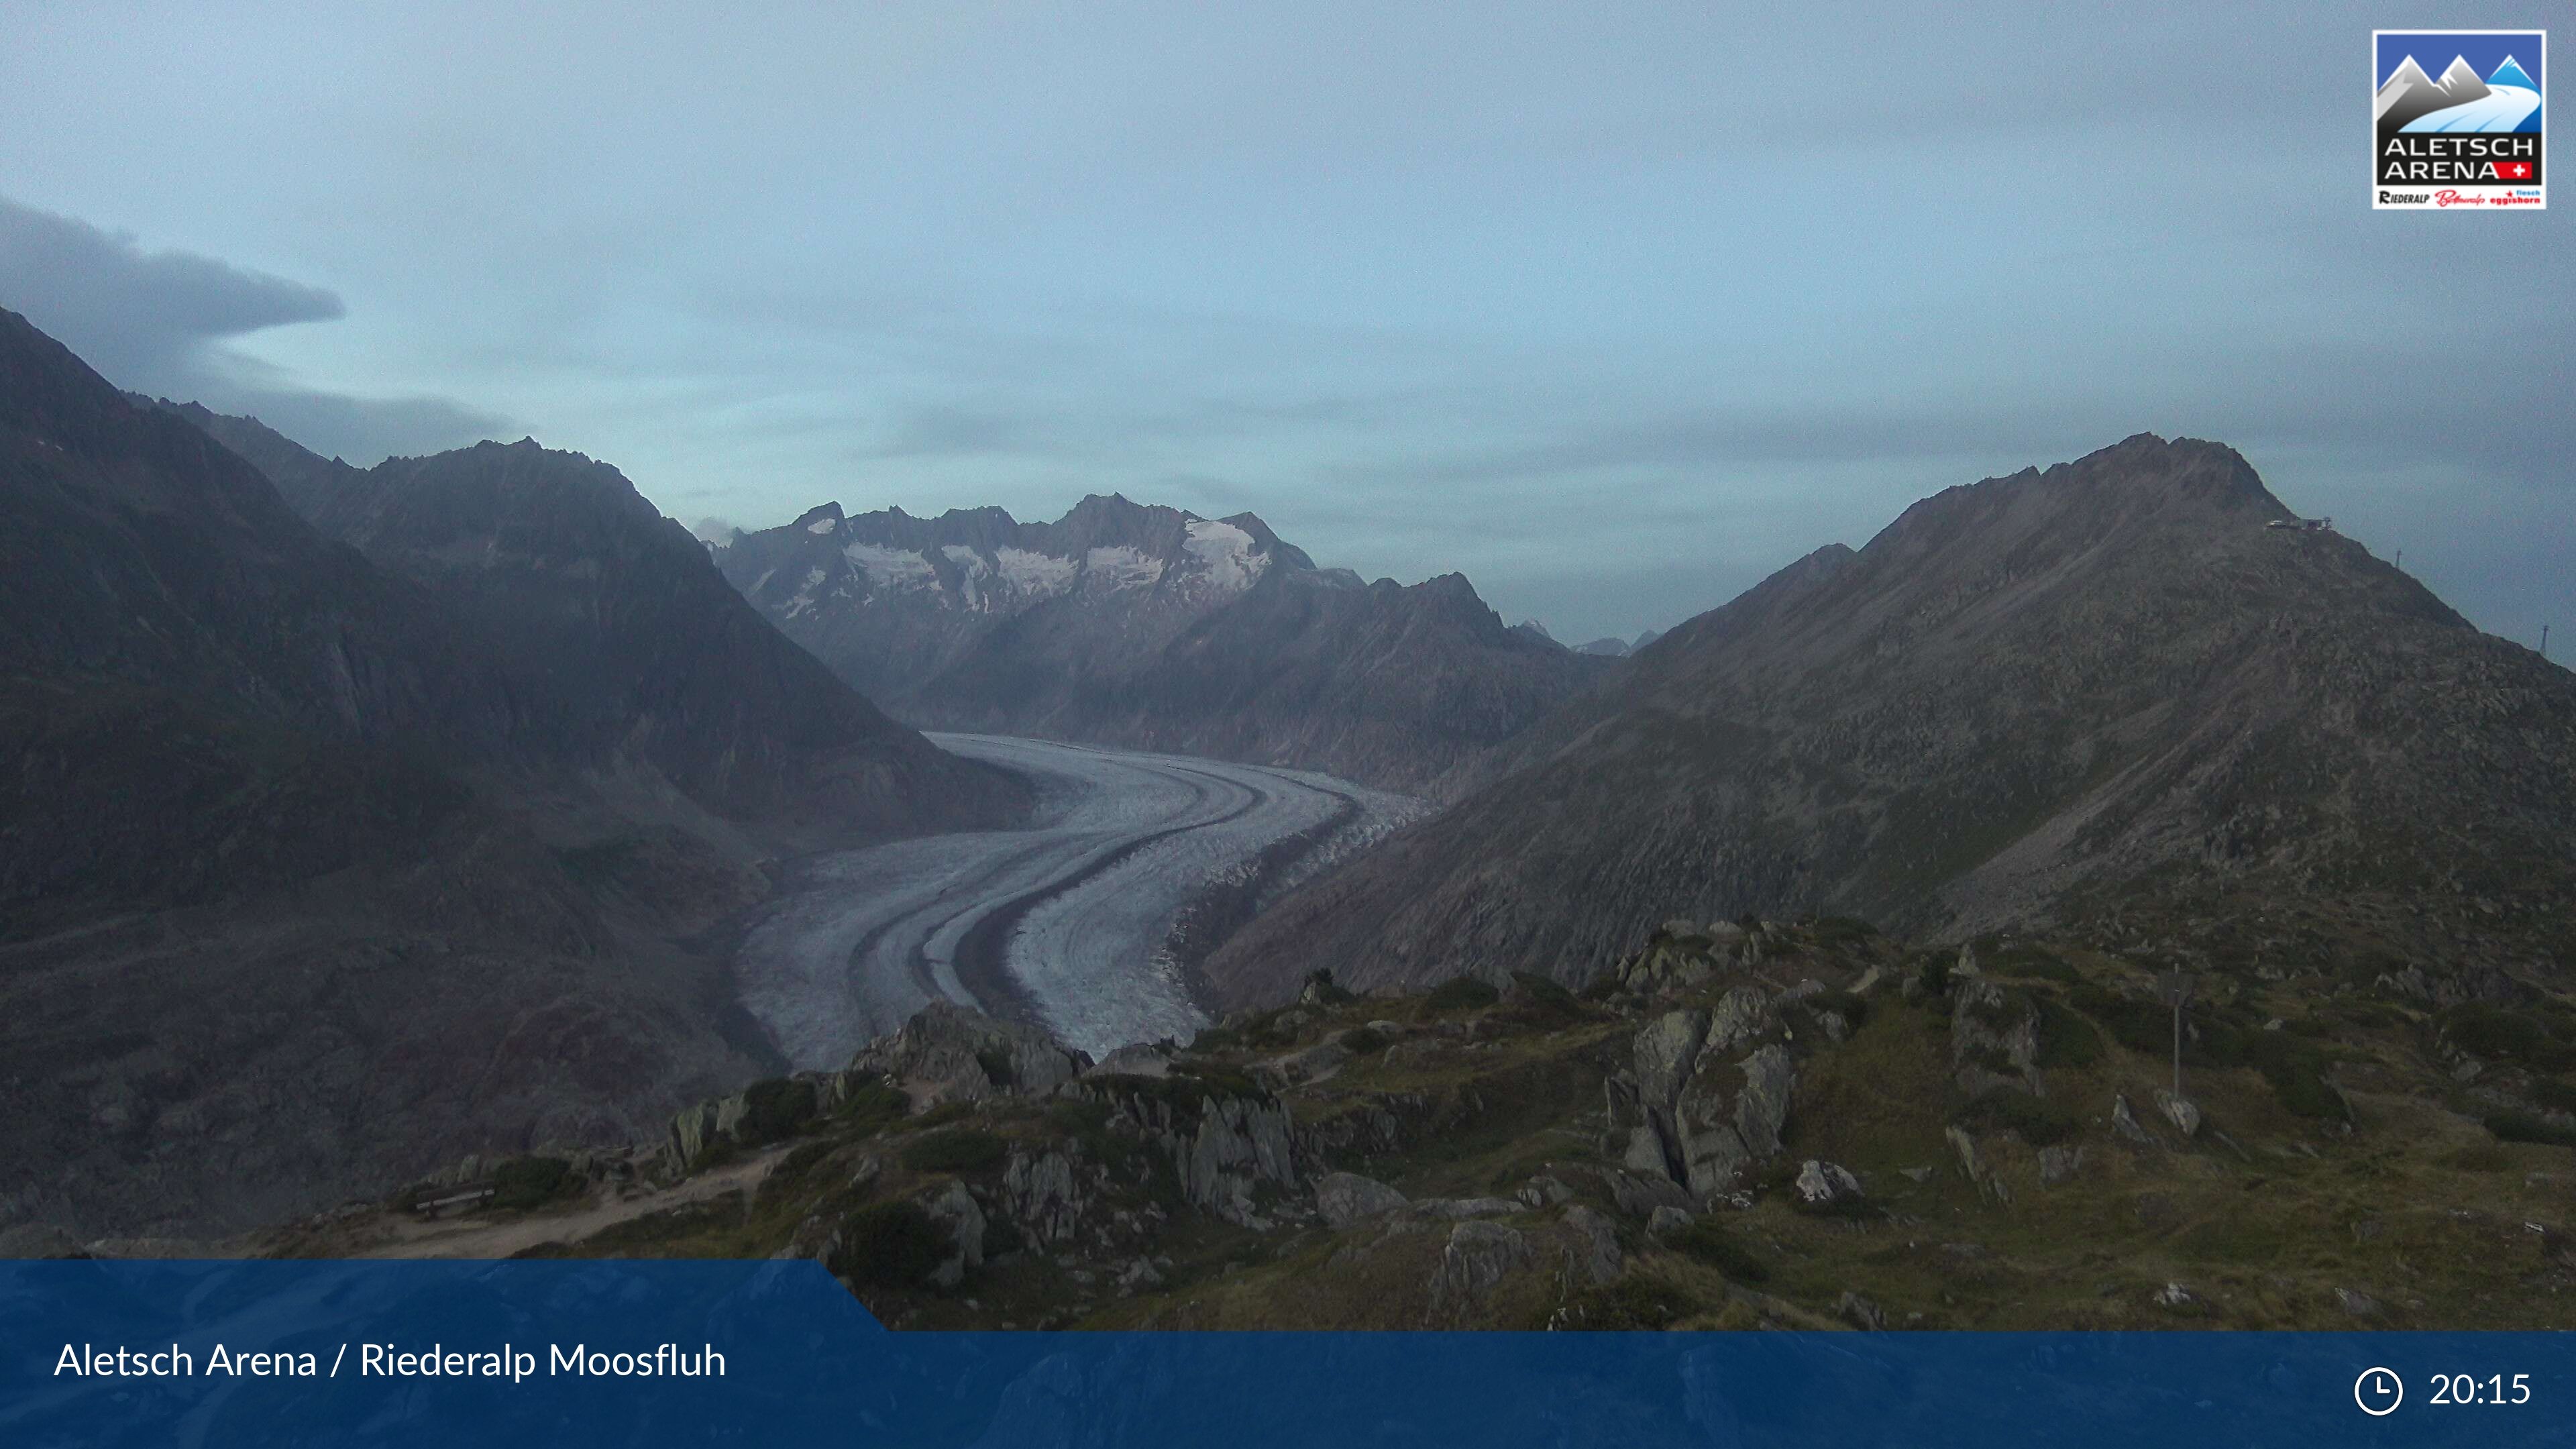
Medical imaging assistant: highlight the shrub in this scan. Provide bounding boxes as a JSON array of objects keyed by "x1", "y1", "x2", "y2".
[
  {"x1": 837, "y1": 1080, "x2": 911, "y2": 1130},
  {"x1": 2000, "y1": 956, "x2": 2079, "y2": 984},
  {"x1": 1807, "y1": 988, "x2": 1870, "y2": 1030},
  {"x1": 974, "y1": 1047, "x2": 1018, "y2": 1089},
  {"x1": 2528, "y1": 1079, "x2": 2576, "y2": 1116},
  {"x1": 2033, "y1": 998, "x2": 2102, "y2": 1069},
  {"x1": 899, "y1": 1129, "x2": 1009, "y2": 1175},
  {"x1": 1167, "y1": 1061, "x2": 1268, "y2": 1100},
  {"x1": 739, "y1": 1077, "x2": 818, "y2": 1145},
  {"x1": 1951, "y1": 1086, "x2": 2080, "y2": 1146},
  {"x1": 2444, "y1": 1005, "x2": 2576, "y2": 1073},
  {"x1": 1303, "y1": 968, "x2": 1356, "y2": 1006},
  {"x1": 2243, "y1": 1032, "x2": 2343, "y2": 1120},
  {"x1": 1664, "y1": 1221, "x2": 1770, "y2": 1283},
  {"x1": 488, "y1": 1156, "x2": 577, "y2": 1212},
  {"x1": 775, "y1": 1139, "x2": 839, "y2": 1183},
  {"x1": 828, "y1": 1201, "x2": 951, "y2": 1288},
  {"x1": 1507, "y1": 970, "x2": 1577, "y2": 1010},
  {"x1": 2487, "y1": 1111, "x2": 2576, "y2": 1148},
  {"x1": 1425, "y1": 976, "x2": 1500, "y2": 1013},
  {"x1": 1340, "y1": 1027, "x2": 1388, "y2": 1056},
  {"x1": 1805, "y1": 915, "x2": 1880, "y2": 946}
]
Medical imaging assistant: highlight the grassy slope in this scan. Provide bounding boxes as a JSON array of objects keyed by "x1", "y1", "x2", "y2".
[{"x1": 270, "y1": 921, "x2": 2576, "y2": 1330}]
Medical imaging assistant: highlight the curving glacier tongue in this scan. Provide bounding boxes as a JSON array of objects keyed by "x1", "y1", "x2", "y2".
[{"x1": 731, "y1": 734, "x2": 1426, "y2": 1067}]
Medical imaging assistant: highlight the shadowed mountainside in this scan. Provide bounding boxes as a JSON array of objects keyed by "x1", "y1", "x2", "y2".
[
  {"x1": 0, "y1": 312, "x2": 1024, "y2": 1238},
  {"x1": 1207, "y1": 435, "x2": 2576, "y2": 1006}
]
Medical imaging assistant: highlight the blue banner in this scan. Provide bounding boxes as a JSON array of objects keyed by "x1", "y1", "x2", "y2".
[{"x1": 1, "y1": 1259, "x2": 2566, "y2": 1446}]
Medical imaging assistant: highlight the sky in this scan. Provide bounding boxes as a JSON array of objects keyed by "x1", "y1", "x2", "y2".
[{"x1": 1, "y1": 3, "x2": 2567, "y2": 649}]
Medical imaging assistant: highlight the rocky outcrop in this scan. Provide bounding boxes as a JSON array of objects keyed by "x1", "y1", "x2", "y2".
[
  {"x1": 1316, "y1": 1172, "x2": 1409, "y2": 1228},
  {"x1": 1604, "y1": 996, "x2": 1799, "y2": 1205},
  {"x1": 922, "y1": 1181, "x2": 989, "y2": 1287},
  {"x1": 1950, "y1": 979, "x2": 2041, "y2": 1095},
  {"x1": 1561, "y1": 1205, "x2": 1622, "y2": 1286},
  {"x1": 847, "y1": 1001, "x2": 1091, "y2": 1106},
  {"x1": 1427, "y1": 1221, "x2": 1534, "y2": 1322}
]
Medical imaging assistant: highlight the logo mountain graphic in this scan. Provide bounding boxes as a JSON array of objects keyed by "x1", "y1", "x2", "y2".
[{"x1": 2377, "y1": 50, "x2": 2542, "y2": 136}]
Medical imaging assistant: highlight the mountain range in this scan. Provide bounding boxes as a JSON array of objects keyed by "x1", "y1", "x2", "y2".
[
  {"x1": 1208, "y1": 433, "x2": 2576, "y2": 1006},
  {"x1": 0, "y1": 310, "x2": 1024, "y2": 1236},
  {"x1": 715, "y1": 497, "x2": 1603, "y2": 792}
]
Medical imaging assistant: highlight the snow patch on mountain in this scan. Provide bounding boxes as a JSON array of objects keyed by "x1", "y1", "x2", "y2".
[
  {"x1": 845, "y1": 542, "x2": 940, "y2": 596},
  {"x1": 1183, "y1": 519, "x2": 1269, "y2": 595},
  {"x1": 998, "y1": 547, "x2": 1079, "y2": 598},
  {"x1": 784, "y1": 565, "x2": 829, "y2": 619},
  {"x1": 1085, "y1": 545, "x2": 1165, "y2": 592},
  {"x1": 805, "y1": 515, "x2": 838, "y2": 535}
]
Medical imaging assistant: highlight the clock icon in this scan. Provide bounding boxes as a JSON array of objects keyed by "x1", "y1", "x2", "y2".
[{"x1": 2355, "y1": 1366, "x2": 2404, "y2": 1416}]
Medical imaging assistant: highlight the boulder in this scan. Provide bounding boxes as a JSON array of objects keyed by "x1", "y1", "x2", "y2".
[
  {"x1": 1000, "y1": 1148, "x2": 1089, "y2": 1246},
  {"x1": 1945, "y1": 1126, "x2": 2007, "y2": 1203},
  {"x1": 1794, "y1": 1159, "x2": 1862, "y2": 1207},
  {"x1": 2111, "y1": 1093, "x2": 2156, "y2": 1144},
  {"x1": 922, "y1": 1181, "x2": 986, "y2": 1288},
  {"x1": 1597, "y1": 1169, "x2": 1694, "y2": 1219},
  {"x1": 1646, "y1": 1205, "x2": 1696, "y2": 1238},
  {"x1": 1668, "y1": 1044, "x2": 1797, "y2": 1203},
  {"x1": 1634, "y1": 1009, "x2": 1711, "y2": 1106},
  {"x1": 2154, "y1": 1089, "x2": 2202, "y2": 1138},
  {"x1": 1732, "y1": 1046, "x2": 1796, "y2": 1160},
  {"x1": 1836, "y1": 1291, "x2": 1887, "y2": 1331},
  {"x1": 1562, "y1": 1205, "x2": 1622, "y2": 1285},
  {"x1": 1705, "y1": 987, "x2": 1772, "y2": 1054},
  {"x1": 1316, "y1": 1171, "x2": 1409, "y2": 1228},
  {"x1": 2039, "y1": 1144, "x2": 2086, "y2": 1187},
  {"x1": 1517, "y1": 1173, "x2": 1576, "y2": 1208},
  {"x1": 1428, "y1": 1220, "x2": 1534, "y2": 1319}
]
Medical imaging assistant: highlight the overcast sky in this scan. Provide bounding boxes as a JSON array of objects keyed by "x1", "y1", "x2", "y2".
[{"x1": 2, "y1": 3, "x2": 2566, "y2": 646}]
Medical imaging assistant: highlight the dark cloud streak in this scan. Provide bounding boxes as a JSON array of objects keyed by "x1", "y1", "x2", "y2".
[{"x1": 0, "y1": 195, "x2": 507, "y2": 463}]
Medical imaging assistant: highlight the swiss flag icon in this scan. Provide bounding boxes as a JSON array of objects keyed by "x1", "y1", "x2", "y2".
[{"x1": 2498, "y1": 160, "x2": 2534, "y2": 180}]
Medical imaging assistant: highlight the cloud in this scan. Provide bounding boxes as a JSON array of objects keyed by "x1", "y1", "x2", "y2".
[{"x1": 0, "y1": 195, "x2": 508, "y2": 462}]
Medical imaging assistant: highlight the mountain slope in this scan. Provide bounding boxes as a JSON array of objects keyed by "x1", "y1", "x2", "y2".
[
  {"x1": 1206, "y1": 435, "x2": 2576, "y2": 1005},
  {"x1": 718, "y1": 496, "x2": 1598, "y2": 792},
  {"x1": 2, "y1": 314, "x2": 524, "y2": 917},
  {"x1": 172, "y1": 407, "x2": 1025, "y2": 839},
  {"x1": 0, "y1": 313, "x2": 1025, "y2": 1239}
]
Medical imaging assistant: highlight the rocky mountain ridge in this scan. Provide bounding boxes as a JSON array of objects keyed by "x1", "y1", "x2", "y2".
[
  {"x1": 716, "y1": 494, "x2": 1602, "y2": 793},
  {"x1": 1208, "y1": 433, "x2": 2576, "y2": 1005}
]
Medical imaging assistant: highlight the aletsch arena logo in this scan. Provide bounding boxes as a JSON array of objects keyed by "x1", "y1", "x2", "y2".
[{"x1": 2373, "y1": 30, "x2": 2546, "y2": 209}]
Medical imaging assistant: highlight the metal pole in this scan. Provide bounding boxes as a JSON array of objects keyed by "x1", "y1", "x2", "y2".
[
  {"x1": 2172, "y1": 998, "x2": 2182, "y2": 1099},
  {"x1": 2157, "y1": 969, "x2": 2192, "y2": 1101}
]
